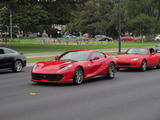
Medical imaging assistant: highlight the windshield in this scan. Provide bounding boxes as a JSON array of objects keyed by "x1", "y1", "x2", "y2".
[
  {"x1": 156, "y1": 44, "x2": 160, "y2": 47},
  {"x1": 59, "y1": 51, "x2": 90, "y2": 61},
  {"x1": 126, "y1": 48, "x2": 148, "y2": 55}
]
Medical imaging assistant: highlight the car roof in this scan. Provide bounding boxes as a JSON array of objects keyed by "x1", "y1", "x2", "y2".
[
  {"x1": 0, "y1": 47, "x2": 18, "y2": 53},
  {"x1": 0, "y1": 47, "x2": 7, "y2": 49},
  {"x1": 129, "y1": 47, "x2": 150, "y2": 50},
  {"x1": 67, "y1": 50, "x2": 103, "y2": 53},
  {"x1": 0, "y1": 47, "x2": 13, "y2": 50}
]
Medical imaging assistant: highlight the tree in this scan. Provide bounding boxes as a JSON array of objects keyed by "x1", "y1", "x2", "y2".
[
  {"x1": 127, "y1": 14, "x2": 154, "y2": 36},
  {"x1": 68, "y1": 0, "x2": 117, "y2": 36},
  {"x1": 123, "y1": 0, "x2": 159, "y2": 34},
  {"x1": 0, "y1": 7, "x2": 9, "y2": 24},
  {"x1": 0, "y1": 0, "x2": 87, "y2": 36}
]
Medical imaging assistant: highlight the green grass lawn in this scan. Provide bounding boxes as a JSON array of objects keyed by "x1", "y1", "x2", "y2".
[
  {"x1": 27, "y1": 56, "x2": 54, "y2": 63},
  {"x1": 0, "y1": 39, "x2": 157, "y2": 54}
]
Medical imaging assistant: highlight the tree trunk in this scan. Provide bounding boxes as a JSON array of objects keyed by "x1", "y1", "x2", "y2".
[{"x1": 10, "y1": 10, "x2": 13, "y2": 40}]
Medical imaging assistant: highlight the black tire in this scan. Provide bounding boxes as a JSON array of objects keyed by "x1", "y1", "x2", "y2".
[
  {"x1": 156, "y1": 61, "x2": 160, "y2": 69},
  {"x1": 117, "y1": 67, "x2": 120, "y2": 71},
  {"x1": 107, "y1": 63, "x2": 116, "y2": 79},
  {"x1": 141, "y1": 60, "x2": 147, "y2": 72},
  {"x1": 73, "y1": 67, "x2": 84, "y2": 85},
  {"x1": 12, "y1": 60, "x2": 23, "y2": 72}
]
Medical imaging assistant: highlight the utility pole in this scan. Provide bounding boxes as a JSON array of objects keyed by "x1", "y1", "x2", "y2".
[
  {"x1": 118, "y1": 0, "x2": 121, "y2": 54},
  {"x1": 10, "y1": 10, "x2": 13, "y2": 39}
]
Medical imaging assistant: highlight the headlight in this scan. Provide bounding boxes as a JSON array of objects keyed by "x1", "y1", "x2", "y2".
[
  {"x1": 32, "y1": 64, "x2": 38, "y2": 70},
  {"x1": 57, "y1": 64, "x2": 73, "y2": 72},
  {"x1": 131, "y1": 58, "x2": 139, "y2": 61},
  {"x1": 32, "y1": 63, "x2": 44, "y2": 70},
  {"x1": 114, "y1": 57, "x2": 119, "y2": 60}
]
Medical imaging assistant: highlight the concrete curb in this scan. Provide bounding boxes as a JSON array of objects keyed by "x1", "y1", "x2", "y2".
[{"x1": 27, "y1": 63, "x2": 35, "y2": 67}]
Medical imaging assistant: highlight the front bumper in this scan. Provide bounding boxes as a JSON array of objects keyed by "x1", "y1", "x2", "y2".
[
  {"x1": 117, "y1": 60, "x2": 141, "y2": 68},
  {"x1": 31, "y1": 70, "x2": 74, "y2": 83}
]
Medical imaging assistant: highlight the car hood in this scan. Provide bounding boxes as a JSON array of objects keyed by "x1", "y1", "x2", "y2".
[
  {"x1": 33, "y1": 60, "x2": 77, "y2": 73},
  {"x1": 116, "y1": 54, "x2": 145, "y2": 60}
]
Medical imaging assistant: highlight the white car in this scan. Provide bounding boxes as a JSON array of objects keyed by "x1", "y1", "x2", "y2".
[{"x1": 155, "y1": 35, "x2": 160, "y2": 41}]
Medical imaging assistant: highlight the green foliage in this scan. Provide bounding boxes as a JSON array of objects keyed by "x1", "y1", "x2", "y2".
[
  {"x1": 127, "y1": 14, "x2": 154, "y2": 35},
  {"x1": 123, "y1": 0, "x2": 160, "y2": 34},
  {"x1": 0, "y1": 0, "x2": 160, "y2": 37},
  {"x1": 14, "y1": 4, "x2": 49, "y2": 33},
  {"x1": 0, "y1": 7, "x2": 9, "y2": 24},
  {"x1": 0, "y1": 0, "x2": 86, "y2": 34},
  {"x1": 68, "y1": 0, "x2": 116, "y2": 36}
]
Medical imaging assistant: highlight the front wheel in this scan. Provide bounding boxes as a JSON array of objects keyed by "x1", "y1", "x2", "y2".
[
  {"x1": 117, "y1": 67, "x2": 120, "y2": 71},
  {"x1": 73, "y1": 67, "x2": 84, "y2": 85},
  {"x1": 12, "y1": 60, "x2": 23, "y2": 72},
  {"x1": 107, "y1": 63, "x2": 116, "y2": 79},
  {"x1": 141, "y1": 60, "x2": 147, "y2": 72}
]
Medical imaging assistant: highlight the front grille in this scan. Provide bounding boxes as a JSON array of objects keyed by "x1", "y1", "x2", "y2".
[
  {"x1": 117, "y1": 63, "x2": 130, "y2": 66},
  {"x1": 32, "y1": 73, "x2": 63, "y2": 81}
]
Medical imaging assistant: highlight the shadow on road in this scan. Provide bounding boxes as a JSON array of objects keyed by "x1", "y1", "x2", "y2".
[
  {"x1": 118, "y1": 67, "x2": 158, "y2": 72},
  {"x1": 0, "y1": 69, "x2": 13, "y2": 74},
  {"x1": 31, "y1": 76, "x2": 118, "y2": 87},
  {"x1": 0, "y1": 69, "x2": 26, "y2": 74}
]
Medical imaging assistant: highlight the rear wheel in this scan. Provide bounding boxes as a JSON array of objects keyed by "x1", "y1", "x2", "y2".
[
  {"x1": 12, "y1": 60, "x2": 23, "y2": 72},
  {"x1": 141, "y1": 60, "x2": 147, "y2": 72},
  {"x1": 73, "y1": 67, "x2": 84, "y2": 85},
  {"x1": 107, "y1": 63, "x2": 116, "y2": 79}
]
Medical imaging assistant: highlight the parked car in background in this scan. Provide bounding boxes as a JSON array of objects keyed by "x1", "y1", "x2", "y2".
[
  {"x1": 95, "y1": 35, "x2": 113, "y2": 41},
  {"x1": 0, "y1": 47, "x2": 26, "y2": 72},
  {"x1": 32, "y1": 50, "x2": 117, "y2": 85},
  {"x1": 115, "y1": 47, "x2": 160, "y2": 71},
  {"x1": 154, "y1": 35, "x2": 160, "y2": 41},
  {"x1": 121, "y1": 36, "x2": 140, "y2": 41}
]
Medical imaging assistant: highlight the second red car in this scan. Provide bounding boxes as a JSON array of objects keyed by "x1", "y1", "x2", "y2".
[{"x1": 116, "y1": 47, "x2": 160, "y2": 71}]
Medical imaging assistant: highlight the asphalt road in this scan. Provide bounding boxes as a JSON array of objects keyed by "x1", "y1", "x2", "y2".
[{"x1": 0, "y1": 67, "x2": 160, "y2": 120}]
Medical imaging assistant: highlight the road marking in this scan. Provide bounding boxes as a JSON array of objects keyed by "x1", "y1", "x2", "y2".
[{"x1": 29, "y1": 92, "x2": 39, "y2": 96}]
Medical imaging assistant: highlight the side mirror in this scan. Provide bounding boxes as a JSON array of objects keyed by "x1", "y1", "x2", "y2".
[
  {"x1": 91, "y1": 56, "x2": 100, "y2": 61},
  {"x1": 151, "y1": 52, "x2": 155, "y2": 55},
  {"x1": 54, "y1": 56, "x2": 59, "y2": 60},
  {"x1": 157, "y1": 50, "x2": 160, "y2": 53}
]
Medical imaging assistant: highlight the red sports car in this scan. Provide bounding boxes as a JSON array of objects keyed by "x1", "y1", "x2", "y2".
[
  {"x1": 31, "y1": 50, "x2": 117, "y2": 85},
  {"x1": 116, "y1": 48, "x2": 160, "y2": 71},
  {"x1": 121, "y1": 36, "x2": 139, "y2": 41}
]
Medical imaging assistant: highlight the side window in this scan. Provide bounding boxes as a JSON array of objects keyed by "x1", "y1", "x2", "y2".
[
  {"x1": 149, "y1": 48, "x2": 154, "y2": 54},
  {"x1": 4, "y1": 48, "x2": 16, "y2": 54},
  {"x1": 0, "y1": 49, "x2": 4, "y2": 54},
  {"x1": 98, "y1": 52, "x2": 106, "y2": 58},
  {"x1": 91, "y1": 52, "x2": 106, "y2": 60}
]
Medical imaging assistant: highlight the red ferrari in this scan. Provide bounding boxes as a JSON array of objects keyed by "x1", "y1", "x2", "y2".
[
  {"x1": 31, "y1": 50, "x2": 117, "y2": 85},
  {"x1": 116, "y1": 48, "x2": 160, "y2": 71}
]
